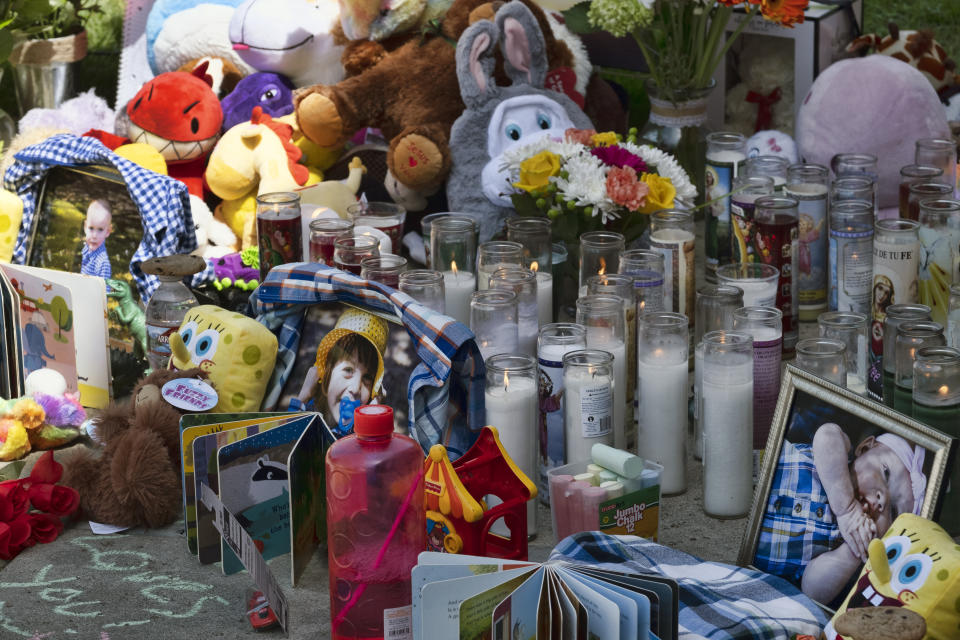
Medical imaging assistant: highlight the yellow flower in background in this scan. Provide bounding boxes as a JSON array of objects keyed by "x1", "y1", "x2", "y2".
[
  {"x1": 514, "y1": 151, "x2": 561, "y2": 192},
  {"x1": 591, "y1": 132, "x2": 619, "y2": 147},
  {"x1": 639, "y1": 173, "x2": 676, "y2": 214}
]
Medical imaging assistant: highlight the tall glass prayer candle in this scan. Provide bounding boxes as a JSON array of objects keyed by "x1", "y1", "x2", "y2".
[
  {"x1": 700, "y1": 331, "x2": 754, "y2": 519},
  {"x1": 477, "y1": 241, "x2": 523, "y2": 292},
  {"x1": 309, "y1": 218, "x2": 353, "y2": 266},
  {"x1": 745, "y1": 155, "x2": 789, "y2": 191},
  {"x1": 649, "y1": 209, "x2": 695, "y2": 323},
  {"x1": 485, "y1": 354, "x2": 539, "y2": 537},
  {"x1": 755, "y1": 196, "x2": 799, "y2": 353},
  {"x1": 620, "y1": 249, "x2": 665, "y2": 315},
  {"x1": 637, "y1": 312, "x2": 689, "y2": 495},
  {"x1": 899, "y1": 165, "x2": 944, "y2": 219},
  {"x1": 579, "y1": 231, "x2": 624, "y2": 293},
  {"x1": 832, "y1": 153, "x2": 879, "y2": 215},
  {"x1": 507, "y1": 217, "x2": 554, "y2": 325},
  {"x1": 347, "y1": 201, "x2": 406, "y2": 258},
  {"x1": 950, "y1": 284, "x2": 960, "y2": 349},
  {"x1": 563, "y1": 350, "x2": 615, "y2": 465},
  {"x1": 695, "y1": 285, "x2": 745, "y2": 348},
  {"x1": 256, "y1": 192, "x2": 302, "y2": 281},
  {"x1": 894, "y1": 321, "x2": 945, "y2": 413},
  {"x1": 432, "y1": 218, "x2": 477, "y2": 325},
  {"x1": 915, "y1": 138, "x2": 957, "y2": 195},
  {"x1": 828, "y1": 200, "x2": 874, "y2": 314},
  {"x1": 538, "y1": 323, "x2": 587, "y2": 503},
  {"x1": 490, "y1": 267, "x2": 538, "y2": 358},
  {"x1": 830, "y1": 175, "x2": 877, "y2": 217},
  {"x1": 818, "y1": 311, "x2": 869, "y2": 395},
  {"x1": 733, "y1": 306, "x2": 782, "y2": 477},
  {"x1": 470, "y1": 290, "x2": 519, "y2": 361},
  {"x1": 918, "y1": 199, "x2": 960, "y2": 326},
  {"x1": 730, "y1": 175, "x2": 775, "y2": 265},
  {"x1": 786, "y1": 164, "x2": 830, "y2": 321},
  {"x1": 333, "y1": 235, "x2": 379, "y2": 276},
  {"x1": 879, "y1": 304, "x2": 932, "y2": 405},
  {"x1": 421, "y1": 212, "x2": 478, "y2": 269},
  {"x1": 796, "y1": 338, "x2": 847, "y2": 387},
  {"x1": 705, "y1": 132, "x2": 747, "y2": 282},
  {"x1": 716, "y1": 262, "x2": 779, "y2": 309},
  {"x1": 398, "y1": 269, "x2": 445, "y2": 314},
  {"x1": 577, "y1": 295, "x2": 628, "y2": 451},
  {"x1": 907, "y1": 182, "x2": 953, "y2": 222},
  {"x1": 360, "y1": 254, "x2": 407, "y2": 288}
]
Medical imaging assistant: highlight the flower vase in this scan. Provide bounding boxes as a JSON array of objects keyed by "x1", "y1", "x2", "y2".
[{"x1": 639, "y1": 81, "x2": 714, "y2": 210}]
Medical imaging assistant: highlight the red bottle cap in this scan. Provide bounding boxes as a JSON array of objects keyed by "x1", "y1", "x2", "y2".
[{"x1": 353, "y1": 405, "x2": 393, "y2": 437}]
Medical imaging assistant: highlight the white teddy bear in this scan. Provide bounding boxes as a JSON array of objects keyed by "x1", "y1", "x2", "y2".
[
  {"x1": 190, "y1": 195, "x2": 238, "y2": 260},
  {"x1": 725, "y1": 36, "x2": 795, "y2": 137}
]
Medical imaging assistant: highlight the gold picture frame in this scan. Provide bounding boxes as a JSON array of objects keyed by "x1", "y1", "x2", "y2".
[{"x1": 738, "y1": 365, "x2": 955, "y2": 610}]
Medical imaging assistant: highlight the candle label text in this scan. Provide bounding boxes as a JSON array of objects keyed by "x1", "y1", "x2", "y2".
[{"x1": 580, "y1": 384, "x2": 612, "y2": 438}]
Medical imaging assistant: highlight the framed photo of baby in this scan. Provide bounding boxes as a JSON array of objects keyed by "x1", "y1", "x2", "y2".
[{"x1": 739, "y1": 365, "x2": 955, "y2": 610}]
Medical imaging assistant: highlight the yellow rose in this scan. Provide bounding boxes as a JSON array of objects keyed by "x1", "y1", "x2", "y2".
[
  {"x1": 639, "y1": 173, "x2": 676, "y2": 214},
  {"x1": 513, "y1": 151, "x2": 561, "y2": 193},
  {"x1": 590, "y1": 132, "x2": 619, "y2": 147}
]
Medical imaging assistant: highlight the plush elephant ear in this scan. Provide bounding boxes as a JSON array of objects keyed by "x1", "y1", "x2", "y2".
[
  {"x1": 456, "y1": 19, "x2": 500, "y2": 110},
  {"x1": 495, "y1": 1, "x2": 548, "y2": 89}
]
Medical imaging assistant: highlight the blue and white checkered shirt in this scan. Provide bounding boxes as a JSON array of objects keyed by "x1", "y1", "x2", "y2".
[
  {"x1": 81, "y1": 243, "x2": 112, "y2": 279},
  {"x1": 6, "y1": 134, "x2": 213, "y2": 300},
  {"x1": 754, "y1": 440, "x2": 842, "y2": 587},
  {"x1": 252, "y1": 263, "x2": 486, "y2": 457}
]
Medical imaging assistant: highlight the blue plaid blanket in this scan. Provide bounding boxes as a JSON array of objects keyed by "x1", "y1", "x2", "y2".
[
  {"x1": 551, "y1": 532, "x2": 829, "y2": 640},
  {"x1": 5, "y1": 133, "x2": 208, "y2": 299},
  {"x1": 251, "y1": 262, "x2": 486, "y2": 457}
]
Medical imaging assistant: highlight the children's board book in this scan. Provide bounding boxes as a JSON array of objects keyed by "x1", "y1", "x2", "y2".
[
  {"x1": 0, "y1": 267, "x2": 24, "y2": 399},
  {"x1": 1, "y1": 264, "x2": 110, "y2": 407},
  {"x1": 412, "y1": 552, "x2": 679, "y2": 640}
]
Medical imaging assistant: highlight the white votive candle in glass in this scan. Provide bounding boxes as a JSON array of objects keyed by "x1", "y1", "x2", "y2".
[
  {"x1": 442, "y1": 262, "x2": 476, "y2": 326},
  {"x1": 563, "y1": 350, "x2": 615, "y2": 466},
  {"x1": 477, "y1": 241, "x2": 523, "y2": 291},
  {"x1": 535, "y1": 269, "x2": 554, "y2": 327},
  {"x1": 490, "y1": 267, "x2": 538, "y2": 358},
  {"x1": 470, "y1": 290, "x2": 519, "y2": 361},
  {"x1": 432, "y1": 217, "x2": 477, "y2": 325},
  {"x1": 577, "y1": 295, "x2": 628, "y2": 450}
]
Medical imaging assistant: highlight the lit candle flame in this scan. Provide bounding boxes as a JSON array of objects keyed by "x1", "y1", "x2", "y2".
[
  {"x1": 531, "y1": 261, "x2": 539, "y2": 273},
  {"x1": 504, "y1": 370, "x2": 510, "y2": 392},
  {"x1": 452, "y1": 260, "x2": 459, "y2": 276},
  {"x1": 599, "y1": 257, "x2": 606, "y2": 276},
  {"x1": 939, "y1": 385, "x2": 949, "y2": 396}
]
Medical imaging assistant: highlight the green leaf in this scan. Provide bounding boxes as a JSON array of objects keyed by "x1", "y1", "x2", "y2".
[
  {"x1": 0, "y1": 29, "x2": 13, "y2": 64},
  {"x1": 561, "y1": 2, "x2": 595, "y2": 35}
]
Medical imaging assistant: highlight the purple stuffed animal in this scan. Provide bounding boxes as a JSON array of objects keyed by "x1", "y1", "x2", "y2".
[{"x1": 220, "y1": 71, "x2": 295, "y2": 131}]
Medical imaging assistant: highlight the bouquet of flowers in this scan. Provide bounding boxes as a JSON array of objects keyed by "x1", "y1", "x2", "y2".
[{"x1": 503, "y1": 128, "x2": 697, "y2": 245}]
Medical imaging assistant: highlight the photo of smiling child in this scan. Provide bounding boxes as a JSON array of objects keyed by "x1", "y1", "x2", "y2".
[
  {"x1": 754, "y1": 393, "x2": 929, "y2": 607},
  {"x1": 80, "y1": 199, "x2": 112, "y2": 279}
]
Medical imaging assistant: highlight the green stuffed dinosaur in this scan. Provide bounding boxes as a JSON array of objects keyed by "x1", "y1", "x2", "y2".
[{"x1": 106, "y1": 279, "x2": 147, "y2": 356}]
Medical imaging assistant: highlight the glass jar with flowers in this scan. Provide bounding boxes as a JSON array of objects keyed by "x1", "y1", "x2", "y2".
[{"x1": 585, "y1": 0, "x2": 807, "y2": 203}]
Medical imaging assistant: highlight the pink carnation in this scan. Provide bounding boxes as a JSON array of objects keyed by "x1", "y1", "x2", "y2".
[
  {"x1": 565, "y1": 128, "x2": 598, "y2": 146},
  {"x1": 606, "y1": 166, "x2": 649, "y2": 211}
]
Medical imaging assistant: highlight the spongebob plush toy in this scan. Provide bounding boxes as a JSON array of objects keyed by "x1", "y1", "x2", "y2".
[
  {"x1": 825, "y1": 513, "x2": 960, "y2": 640},
  {"x1": 169, "y1": 305, "x2": 277, "y2": 412}
]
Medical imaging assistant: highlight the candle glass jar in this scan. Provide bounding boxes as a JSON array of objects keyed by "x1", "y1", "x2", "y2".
[
  {"x1": 700, "y1": 330, "x2": 754, "y2": 519},
  {"x1": 256, "y1": 191, "x2": 302, "y2": 281},
  {"x1": 471, "y1": 290, "x2": 519, "y2": 361},
  {"x1": 873, "y1": 219, "x2": 921, "y2": 335},
  {"x1": 579, "y1": 231, "x2": 624, "y2": 292},
  {"x1": 785, "y1": 163, "x2": 830, "y2": 321},
  {"x1": 421, "y1": 213, "x2": 478, "y2": 269},
  {"x1": 490, "y1": 267, "x2": 538, "y2": 357},
  {"x1": 950, "y1": 283, "x2": 960, "y2": 349},
  {"x1": 485, "y1": 353, "x2": 539, "y2": 537},
  {"x1": 830, "y1": 175, "x2": 876, "y2": 219},
  {"x1": 477, "y1": 241, "x2": 523, "y2": 292},
  {"x1": 577, "y1": 294, "x2": 628, "y2": 451},
  {"x1": 360, "y1": 254, "x2": 407, "y2": 288},
  {"x1": 347, "y1": 202, "x2": 406, "y2": 257},
  {"x1": 832, "y1": 153, "x2": 879, "y2": 218},
  {"x1": 907, "y1": 181, "x2": 953, "y2": 221},
  {"x1": 649, "y1": 209, "x2": 695, "y2": 321},
  {"x1": 538, "y1": 323, "x2": 587, "y2": 503},
  {"x1": 755, "y1": 196, "x2": 799, "y2": 352},
  {"x1": 831, "y1": 152, "x2": 878, "y2": 179},
  {"x1": 795, "y1": 338, "x2": 847, "y2": 387},
  {"x1": 828, "y1": 200, "x2": 873, "y2": 314},
  {"x1": 895, "y1": 320, "x2": 945, "y2": 413},
  {"x1": 899, "y1": 165, "x2": 944, "y2": 219},
  {"x1": 879, "y1": 304, "x2": 932, "y2": 405},
  {"x1": 818, "y1": 311, "x2": 869, "y2": 394},
  {"x1": 695, "y1": 284, "x2": 744, "y2": 348},
  {"x1": 745, "y1": 155, "x2": 788, "y2": 190},
  {"x1": 433, "y1": 218, "x2": 478, "y2": 325},
  {"x1": 308, "y1": 218, "x2": 353, "y2": 266},
  {"x1": 398, "y1": 269, "x2": 445, "y2": 314},
  {"x1": 563, "y1": 349, "x2": 615, "y2": 466},
  {"x1": 705, "y1": 132, "x2": 747, "y2": 282},
  {"x1": 915, "y1": 138, "x2": 957, "y2": 193},
  {"x1": 730, "y1": 175, "x2": 775, "y2": 265},
  {"x1": 637, "y1": 312, "x2": 689, "y2": 495},
  {"x1": 716, "y1": 262, "x2": 779, "y2": 308},
  {"x1": 918, "y1": 199, "x2": 960, "y2": 326},
  {"x1": 507, "y1": 217, "x2": 554, "y2": 325},
  {"x1": 620, "y1": 249, "x2": 664, "y2": 315},
  {"x1": 333, "y1": 235, "x2": 380, "y2": 276},
  {"x1": 733, "y1": 305, "x2": 783, "y2": 474}
]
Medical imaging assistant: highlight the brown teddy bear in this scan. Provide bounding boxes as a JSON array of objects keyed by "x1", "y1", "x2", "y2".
[{"x1": 61, "y1": 368, "x2": 209, "y2": 529}]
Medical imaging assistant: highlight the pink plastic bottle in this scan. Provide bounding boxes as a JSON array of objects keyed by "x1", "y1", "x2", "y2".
[{"x1": 326, "y1": 405, "x2": 425, "y2": 639}]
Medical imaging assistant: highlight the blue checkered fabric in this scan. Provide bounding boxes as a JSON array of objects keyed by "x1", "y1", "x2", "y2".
[
  {"x1": 5, "y1": 133, "x2": 210, "y2": 299},
  {"x1": 251, "y1": 262, "x2": 486, "y2": 457},
  {"x1": 754, "y1": 440, "x2": 842, "y2": 586},
  {"x1": 551, "y1": 532, "x2": 829, "y2": 640}
]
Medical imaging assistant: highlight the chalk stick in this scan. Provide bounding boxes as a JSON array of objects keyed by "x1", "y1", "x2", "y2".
[
  {"x1": 640, "y1": 467, "x2": 661, "y2": 489},
  {"x1": 580, "y1": 486, "x2": 608, "y2": 531},
  {"x1": 586, "y1": 463, "x2": 605, "y2": 476},
  {"x1": 574, "y1": 472, "x2": 598, "y2": 486},
  {"x1": 592, "y1": 443, "x2": 644, "y2": 478},
  {"x1": 600, "y1": 480, "x2": 625, "y2": 499},
  {"x1": 564, "y1": 480, "x2": 592, "y2": 537},
  {"x1": 597, "y1": 470, "x2": 618, "y2": 483},
  {"x1": 618, "y1": 475, "x2": 644, "y2": 494},
  {"x1": 548, "y1": 474, "x2": 573, "y2": 540}
]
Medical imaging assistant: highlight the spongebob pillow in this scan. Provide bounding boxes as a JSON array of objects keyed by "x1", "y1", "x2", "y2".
[
  {"x1": 825, "y1": 513, "x2": 960, "y2": 640},
  {"x1": 169, "y1": 305, "x2": 278, "y2": 412}
]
